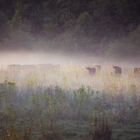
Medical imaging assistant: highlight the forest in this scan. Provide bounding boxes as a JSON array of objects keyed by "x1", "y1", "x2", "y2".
[{"x1": 0, "y1": 0, "x2": 140, "y2": 59}]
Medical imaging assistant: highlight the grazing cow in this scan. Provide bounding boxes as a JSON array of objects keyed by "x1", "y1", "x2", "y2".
[
  {"x1": 134, "y1": 68, "x2": 140, "y2": 75},
  {"x1": 113, "y1": 66, "x2": 122, "y2": 74},
  {"x1": 86, "y1": 67, "x2": 96, "y2": 75},
  {"x1": 95, "y1": 65, "x2": 101, "y2": 72}
]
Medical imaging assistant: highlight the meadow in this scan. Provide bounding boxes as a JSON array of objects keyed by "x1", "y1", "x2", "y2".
[{"x1": 0, "y1": 65, "x2": 140, "y2": 140}]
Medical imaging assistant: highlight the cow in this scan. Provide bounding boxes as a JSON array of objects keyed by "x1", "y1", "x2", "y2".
[
  {"x1": 86, "y1": 67, "x2": 96, "y2": 75},
  {"x1": 95, "y1": 65, "x2": 101, "y2": 71},
  {"x1": 134, "y1": 68, "x2": 140, "y2": 75},
  {"x1": 113, "y1": 66, "x2": 122, "y2": 74}
]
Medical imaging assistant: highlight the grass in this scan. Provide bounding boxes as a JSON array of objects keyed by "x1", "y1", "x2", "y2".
[{"x1": 0, "y1": 82, "x2": 140, "y2": 140}]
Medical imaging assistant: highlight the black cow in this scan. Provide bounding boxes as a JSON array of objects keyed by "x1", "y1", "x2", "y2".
[
  {"x1": 86, "y1": 67, "x2": 96, "y2": 75},
  {"x1": 113, "y1": 66, "x2": 122, "y2": 74}
]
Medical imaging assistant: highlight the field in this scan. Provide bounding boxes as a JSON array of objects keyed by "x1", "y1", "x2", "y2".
[{"x1": 0, "y1": 65, "x2": 140, "y2": 140}]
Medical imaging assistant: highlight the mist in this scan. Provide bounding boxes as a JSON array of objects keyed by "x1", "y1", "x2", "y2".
[
  {"x1": 0, "y1": 0, "x2": 140, "y2": 66},
  {"x1": 0, "y1": 1, "x2": 140, "y2": 140}
]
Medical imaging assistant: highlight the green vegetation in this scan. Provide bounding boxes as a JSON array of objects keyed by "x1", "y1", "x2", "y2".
[{"x1": 0, "y1": 82, "x2": 140, "y2": 140}]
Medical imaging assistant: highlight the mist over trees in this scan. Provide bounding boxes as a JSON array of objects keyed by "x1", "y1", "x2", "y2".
[{"x1": 0, "y1": 0, "x2": 140, "y2": 59}]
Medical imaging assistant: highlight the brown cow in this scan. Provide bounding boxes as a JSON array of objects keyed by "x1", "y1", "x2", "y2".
[
  {"x1": 134, "y1": 68, "x2": 140, "y2": 74},
  {"x1": 86, "y1": 67, "x2": 96, "y2": 75},
  {"x1": 113, "y1": 66, "x2": 122, "y2": 74},
  {"x1": 95, "y1": 65, "x2": 101, "y2": 72}
]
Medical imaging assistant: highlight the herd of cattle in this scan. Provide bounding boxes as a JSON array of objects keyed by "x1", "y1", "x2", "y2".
[
  {"x1": 1, "y1": 64, "x2": 140, "y2": 91},
  {"x1": 86, "y1": 65, "x2": 140, "y2": 75},
  {"x1": 6, "y1": 64, "x2": 140, "y2": 76}
]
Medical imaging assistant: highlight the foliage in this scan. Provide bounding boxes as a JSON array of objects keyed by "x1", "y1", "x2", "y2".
[{"x1": 0, "y1": 82, "x2": 140, "y2": 140}]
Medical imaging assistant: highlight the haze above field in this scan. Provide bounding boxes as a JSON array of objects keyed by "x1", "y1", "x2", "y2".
[
  {"x1": 0, "y1": 51, "x2": 139, "y2": 68},
  {"x1": 0, "y1": 51, "x2": 103, "y2": 65},
  {"x1": 0, "y1": 0, "x2": 140, "y2": 63}
]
